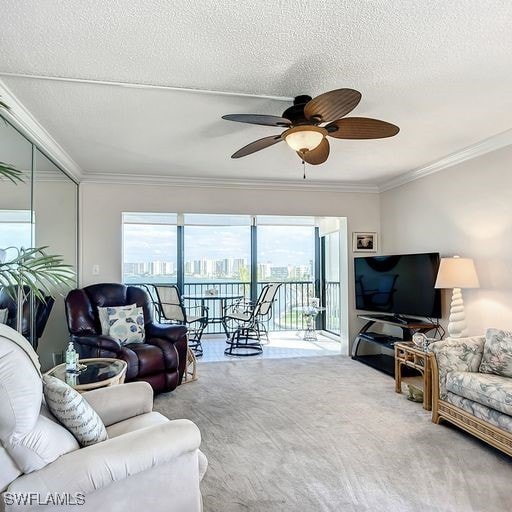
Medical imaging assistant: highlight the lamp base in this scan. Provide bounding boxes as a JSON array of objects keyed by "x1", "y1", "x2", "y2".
[{"x1": 447, "y1": 287, "x2": 468, "y2": 338}]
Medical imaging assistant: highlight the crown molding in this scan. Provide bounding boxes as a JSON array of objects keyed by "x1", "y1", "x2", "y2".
[
  {"x1": 0, "y1": 79, "x2": 83, "y2": 182},
  {"x1": 3, "y1": 73, "x2": 510, "y2": 193},
  {"x1": 379, "y1": 128, "x2": 512, "y2": 192},
  {"x1": 81, "y1": 172, "x2": 380, "y2": 193}
]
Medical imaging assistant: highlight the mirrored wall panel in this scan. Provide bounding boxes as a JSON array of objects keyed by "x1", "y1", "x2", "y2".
[{"x1": 0, "y1": 115, "x2": 78, "y2": 370}]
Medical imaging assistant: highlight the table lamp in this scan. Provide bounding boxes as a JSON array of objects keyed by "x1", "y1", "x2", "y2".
[{"x1": 435, "y1": 255, "x2": 479, "y2": 338}]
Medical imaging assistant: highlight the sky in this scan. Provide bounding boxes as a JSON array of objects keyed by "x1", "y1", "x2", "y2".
[
  {"x1": 123, "y1": 224, "x2": 315, "y2": 267},
  {"x1": 0, "y1": 223, "x2": 32, "y2": 253}
]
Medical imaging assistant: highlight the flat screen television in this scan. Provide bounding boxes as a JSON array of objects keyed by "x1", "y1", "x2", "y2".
[{"x1": 354, "y1": 252, "x2": 441, "y2": 318}]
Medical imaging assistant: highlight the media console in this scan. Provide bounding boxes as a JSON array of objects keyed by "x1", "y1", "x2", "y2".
[{"x1": 352, "y1": 314, "x2": 439, "y2": 377}]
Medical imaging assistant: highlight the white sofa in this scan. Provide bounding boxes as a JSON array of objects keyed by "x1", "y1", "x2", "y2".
[{"x1": 0, "y1": 324, "x2": 207, "y2": 511}]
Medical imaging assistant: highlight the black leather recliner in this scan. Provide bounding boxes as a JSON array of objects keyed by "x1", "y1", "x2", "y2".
[
  {"x1": 0, "y1": 286, "x2": 55, "y2": 349},
  {"x1": 65, "y1": 283, "x2": 188, "y2": 393}
]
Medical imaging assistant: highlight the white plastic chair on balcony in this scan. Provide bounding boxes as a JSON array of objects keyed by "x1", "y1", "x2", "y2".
[
  {"x1": 150, "y1": 285, "x2": 208, "y2": 357},
  {"x1": 222, "y1": 283, "x2": 281, "y2": 356}
]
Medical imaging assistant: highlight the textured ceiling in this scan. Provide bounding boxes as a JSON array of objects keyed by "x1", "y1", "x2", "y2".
[{"x1": 1, "y1": 0, "x2": 511, "y2": 184}]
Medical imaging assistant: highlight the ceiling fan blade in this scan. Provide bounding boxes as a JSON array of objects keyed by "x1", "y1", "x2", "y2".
[
  {"x1": 298, "y1": 138, "x2": 330, "y2": 165},
  {"x1": 222, "y1": 114, "x2": 291, "y2": 127},
  {"x1": 231, "y1": 135, "x2": 283, "y2": 158},
  {"x1": 326, "y1": 117, "x2": 400, "y2": 139},
  {"x1": 304, "y1": 89, "x2": 362, "y2": 123}
]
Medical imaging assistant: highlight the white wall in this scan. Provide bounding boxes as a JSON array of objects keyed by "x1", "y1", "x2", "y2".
[
  {"x1": 80, "y1": 182, "x2": 381, "y2": 352},
  {"x1": 380, "y1": 145, "x2": 512, "y2": 336}
]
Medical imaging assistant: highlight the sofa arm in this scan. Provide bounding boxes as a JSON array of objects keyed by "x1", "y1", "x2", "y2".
[
  {"x1": 429, "y1": 335, "x2": 485, "y2": 399},
  {"x1": 82, "y1": 382, "x2": 153, "y2": 426},
  {"x1": 72, "y1": 334, "x2": 121, "y2": 356},
  {"x1": 145, "y1": 323, "x2": 187, "y2": 343},
  {"x1": 8, "y1": 419, "x2": 201, "y2": 496}
]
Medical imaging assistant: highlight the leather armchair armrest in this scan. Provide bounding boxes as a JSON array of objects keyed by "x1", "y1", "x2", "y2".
[
  {"x1": 8, "y1": 419, "x2": 201, "y2": 496},
  {"x1": 72, "y1": 334, "x2": 121, "y2": 354},
  {"x1": 82, "y1": 382, "x2": 153, "y2": 426},
  {"x1": 145, "y1": 322, "x2": 187, "y2": 343}
]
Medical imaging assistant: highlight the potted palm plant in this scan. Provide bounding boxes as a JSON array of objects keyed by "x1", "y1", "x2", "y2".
[{"x1": 0, "y1": 99, "x2": 75, "y2": 335}]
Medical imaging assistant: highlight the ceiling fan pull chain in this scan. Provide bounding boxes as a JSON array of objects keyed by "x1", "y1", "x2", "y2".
[{"x1": 302, "y1": 160, "x2": 306, "y2": 179}]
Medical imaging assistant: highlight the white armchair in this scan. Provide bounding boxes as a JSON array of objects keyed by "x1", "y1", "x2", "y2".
[{"x1": 0, "y1": 324, "x2": 207, "y2": 512}]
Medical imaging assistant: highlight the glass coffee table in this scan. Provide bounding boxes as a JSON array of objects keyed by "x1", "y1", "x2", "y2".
[{"x1": 46, "y1": 358, "x2": 127, "y2": 392}]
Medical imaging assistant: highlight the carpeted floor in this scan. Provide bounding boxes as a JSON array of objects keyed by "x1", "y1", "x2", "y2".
[{"x1": 154, "y1": 356, "x2": 512, "y2": 512}]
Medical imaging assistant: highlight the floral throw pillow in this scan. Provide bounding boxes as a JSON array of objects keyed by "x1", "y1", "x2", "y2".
[
  {"x1": 479, "y1": 328, "x2": 512, "y2": 378},
  {"x1": 106, "y1": 304, "x2": 145, "y2": 346}
]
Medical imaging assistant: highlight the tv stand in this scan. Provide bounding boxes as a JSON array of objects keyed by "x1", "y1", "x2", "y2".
[{"x1": 352, "y1": 314, "x2": 439, "y2": 377}]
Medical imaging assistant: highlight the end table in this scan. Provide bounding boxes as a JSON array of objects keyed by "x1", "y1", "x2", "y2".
[
  {"x1": 394, "y1": 342, "x2": 432, "y2": 410},
  {"x1": 45, "y1": 358, "x2": 127, "y2": 392}
]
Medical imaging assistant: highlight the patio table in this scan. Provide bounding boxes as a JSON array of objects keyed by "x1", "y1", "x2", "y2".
[{"x1": 182, "y1": 293, "x2": 244, "y2": 336}]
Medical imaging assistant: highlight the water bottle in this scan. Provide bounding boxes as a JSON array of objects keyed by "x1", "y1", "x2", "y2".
[{"x1": 65, "y1": 341, "x2": 77, "y2": 373}]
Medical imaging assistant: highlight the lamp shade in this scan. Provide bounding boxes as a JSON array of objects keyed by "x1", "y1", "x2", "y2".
[
  {"x1": 284, "y1": 126, "x2": 326, "y2": 152},
  {"x1": 434, "y1": 256, "x2": 479, "y2": 289}
]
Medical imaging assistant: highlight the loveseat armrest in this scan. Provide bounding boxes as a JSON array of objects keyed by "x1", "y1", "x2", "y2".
[
  {"x1": 8, "y1": 419, "x2": 201, "y2": 497},
  {"x1": 145, "y1": 322, "x2": 187, "y2": 343},
  {"x1": 429, "y1": 335, "x2": 485, "y2": 399},
  {"x1": 82, "y1": 382, "x2": 153, "y2": 426},
  {"x1": 72, "y1": 334, "x2": 121, "y2": 356}
]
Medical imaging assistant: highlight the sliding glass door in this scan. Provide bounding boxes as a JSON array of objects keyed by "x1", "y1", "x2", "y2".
[
  {"x1": 323, "y1": 231, "x2": 341, "y2": 335},
  {"x1": 122, "y1": 213, "x2": 328, "y2": 333},
  {"x1": 256, "y1": 216, "x2": 316, "y2": 331}
]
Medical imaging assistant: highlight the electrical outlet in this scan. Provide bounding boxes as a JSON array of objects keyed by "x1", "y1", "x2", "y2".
[{"x1": 92, "y1": 264, "x2": 100, "y2": 275}]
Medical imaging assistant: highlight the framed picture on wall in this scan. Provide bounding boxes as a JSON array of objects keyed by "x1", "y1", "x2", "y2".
[{"x1": 353, "y1": 232, "x2": 377, "y2": 253}]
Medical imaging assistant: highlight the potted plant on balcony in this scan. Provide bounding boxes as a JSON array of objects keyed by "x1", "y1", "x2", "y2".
[{"x1": 0, "y1": 99, "x2": 75, "y2": 335}]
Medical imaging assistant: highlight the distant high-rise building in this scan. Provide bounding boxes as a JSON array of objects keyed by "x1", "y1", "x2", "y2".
[{"x1": 270, "y1": 266, "x2": 288, "y2": 279}]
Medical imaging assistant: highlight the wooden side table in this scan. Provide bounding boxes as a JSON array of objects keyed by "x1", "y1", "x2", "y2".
[
  {"x1": 182, "y1": 347, "x2": 198, "y2": 384},
  {"x1": 394, "y1": 342, "x2": 432, "y2": 410}
]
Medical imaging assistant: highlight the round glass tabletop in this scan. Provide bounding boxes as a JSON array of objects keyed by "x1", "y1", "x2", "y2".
[
  {"x1": 48, "y1": 358, "x2": 126, "y2": 388},
  {"x1": 182, "y1": 294, "x2": 243, "y2": 300}
]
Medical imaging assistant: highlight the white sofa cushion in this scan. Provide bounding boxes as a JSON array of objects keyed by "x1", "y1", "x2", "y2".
[
  {"x1": 7, "y1": 412, "x2": 80, "y2": 473},
  {"x1": 0, "y1": 326, "x2": 79, "y2": 473},
  {"x1": 446, "y1": 392, "x2": 512, "y2": 433},
  {"x1": 0, "y1": 446, "x2": 21, "y2": 492},
  {"x1": 479, "y1": 328, "x2": 512, "y2": 378},
  {"x1": 43, "y1": 375, "x2": 108, "y2": 447},
  {"x1": 107, "y1": 411, "x2": 169, "y2": 438},
  {"x1": 446, "y1": 370, "x2": 512, "y2": 416}
]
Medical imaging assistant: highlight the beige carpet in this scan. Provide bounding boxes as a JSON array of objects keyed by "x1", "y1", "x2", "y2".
[{"x1": 155, "y1": 356, "x2": 511, "y2": 512}]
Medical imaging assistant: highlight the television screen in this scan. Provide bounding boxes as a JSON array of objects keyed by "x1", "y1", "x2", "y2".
[{"x1": 354, "y1": 252, "x2": 441, "y2": 318}]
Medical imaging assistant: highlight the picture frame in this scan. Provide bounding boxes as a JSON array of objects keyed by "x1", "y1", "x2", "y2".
[{"x1": 353, "y1": 232, "x2": 377, "y2": 253}]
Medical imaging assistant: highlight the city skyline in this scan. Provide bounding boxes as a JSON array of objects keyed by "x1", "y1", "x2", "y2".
[{"x1": 124, "y1": 256, "x2": 313, "y2": 280}]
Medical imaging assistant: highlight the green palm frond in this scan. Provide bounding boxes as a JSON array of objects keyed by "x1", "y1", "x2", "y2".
[
  {"x1": 0, "y1": 161, "x2": 24, "y2": 183},
  {"x1": 0, "y1": 246, "x2": 76, "y2": 302},
  {"x1": 0, "y1": 97, "x2": 22, "y2": 182}
]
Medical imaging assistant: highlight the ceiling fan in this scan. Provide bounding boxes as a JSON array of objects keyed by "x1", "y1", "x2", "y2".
[{"x1": 222, "y1": 89, "x2": 399, "y2": 165}]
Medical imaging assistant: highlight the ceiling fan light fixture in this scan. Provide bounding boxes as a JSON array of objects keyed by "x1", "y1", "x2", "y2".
[{"x1": 283, "y1": 125, "x2": 327, "y2": 153}]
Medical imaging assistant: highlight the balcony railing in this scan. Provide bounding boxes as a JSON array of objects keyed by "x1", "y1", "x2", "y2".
[
  {"x1": 182, "y1": 281, "x2": 317, "y2": 334},
  {"x1": 135, "y1": 279, "x2": 340, "y2": 335}
]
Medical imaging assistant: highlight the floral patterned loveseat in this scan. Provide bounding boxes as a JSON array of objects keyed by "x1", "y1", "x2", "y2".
[{"x1": 429, "y1": 329, "x2": 512, "y2": 456}]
